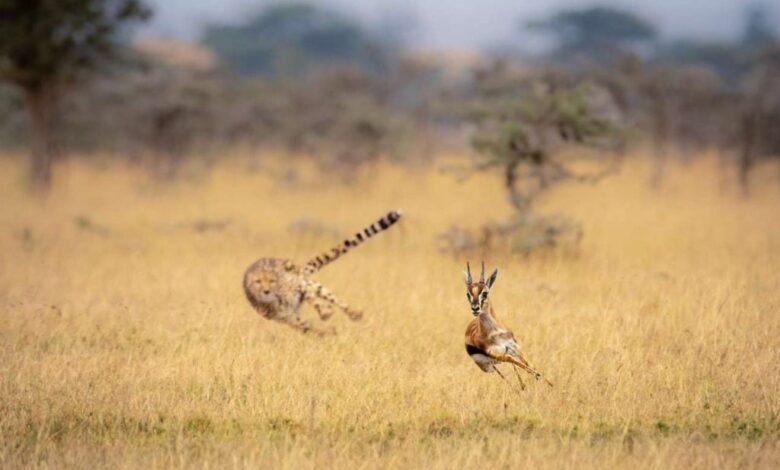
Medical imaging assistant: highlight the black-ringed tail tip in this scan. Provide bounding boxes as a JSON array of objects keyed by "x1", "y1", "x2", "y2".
[
  {"x1": 361, "y1": 210, "x2": 402, "y2": 237},
  {"x1": 302, "y1": 209, "x2": 403, "y2": 274}
]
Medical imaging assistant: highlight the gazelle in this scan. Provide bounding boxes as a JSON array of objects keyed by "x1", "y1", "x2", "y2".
[{"x1": 463, "y1": 262, "x2": 553, "y2": 389}]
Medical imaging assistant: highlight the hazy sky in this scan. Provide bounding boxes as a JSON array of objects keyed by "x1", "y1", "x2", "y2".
[{"x1": 144, "y1": 0, "x2": 776, "y2": 51}]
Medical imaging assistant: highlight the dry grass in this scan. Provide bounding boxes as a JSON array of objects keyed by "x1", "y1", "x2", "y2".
[{"x1": 0, "y1": 152, "x2": 778, "y2": 469}]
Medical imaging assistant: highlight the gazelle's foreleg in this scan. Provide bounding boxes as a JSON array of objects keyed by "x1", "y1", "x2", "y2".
[{"x1": 302, "y1": 279, "x2": 363, "y2": 321}]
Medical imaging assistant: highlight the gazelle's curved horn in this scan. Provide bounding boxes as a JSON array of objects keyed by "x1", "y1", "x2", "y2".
[
  {"x1": 480, "y1": 261, "x2": 486, "y2": 283},
  {"x1": 465, "y1": 262, "x2": 473, "y2": 284}
]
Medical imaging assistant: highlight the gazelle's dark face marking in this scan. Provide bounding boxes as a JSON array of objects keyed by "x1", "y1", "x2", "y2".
[
  {"x1": 466, "y1": 283, "x2": 489, "y2": 315},
  {"x1": 463, "y1": 262, "x2": 498, "y2": 316}
]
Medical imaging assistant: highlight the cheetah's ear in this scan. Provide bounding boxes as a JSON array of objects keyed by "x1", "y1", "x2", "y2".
[{"x1": 487, "y1": 268, "x2": 498, "y2": 288}]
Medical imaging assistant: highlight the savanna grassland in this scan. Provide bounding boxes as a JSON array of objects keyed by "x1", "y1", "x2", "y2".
[{"x1": 0, "y1": 152, "x2": 778, "y2": 469}]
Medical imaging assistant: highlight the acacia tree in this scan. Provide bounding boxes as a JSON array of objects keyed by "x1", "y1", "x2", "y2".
[
  {"x1": 441, "y1": 63, "x2": 623, "y2": 255},
  {"x1": 0, "y1": 0, "x2": 150, "y2": 191},
  {"x1": 469, "y1": 64, "x2": 622, "y2": 212}
]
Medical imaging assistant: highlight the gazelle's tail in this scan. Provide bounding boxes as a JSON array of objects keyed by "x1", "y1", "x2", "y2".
[{"x1": 301, "y1": 210, "x2": 402, "y2": 275}]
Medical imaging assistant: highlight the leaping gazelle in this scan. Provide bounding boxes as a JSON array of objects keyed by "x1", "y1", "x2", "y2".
[{"x1": 463, "y1": 262, "x2": 553, "y2": 390}]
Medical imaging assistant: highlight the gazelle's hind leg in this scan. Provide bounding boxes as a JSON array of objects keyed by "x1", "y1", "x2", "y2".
[
  {"x1": 302, "y1": 279, "x2": 363, "y2": 321},
  {"x1": 508, "y1": 356, "x2": 554, "y2": 387},
  {"x1": 488, "y1": 345, "x2": 554, "y2": 387},
  {"x1": 493, "y1": 365, "x2": 524, "y2": 394},
  {"x1": 512, "y1": 365, "x2": 527, "y2": 391}
]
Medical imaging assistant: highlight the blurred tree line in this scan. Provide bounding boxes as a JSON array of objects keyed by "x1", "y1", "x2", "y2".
[
  {"x1": 201, "y1": 3, "x2": 391, "y2": 77},
  {"x1": 0, "y1": 1, "x2": 439, "y2": 186},
  {"x1": 0, "y1": 1, "x2": 778, "y2": 198},
  {"x1": 527, "y1": 4, "x2": 780, "y2": 192}
]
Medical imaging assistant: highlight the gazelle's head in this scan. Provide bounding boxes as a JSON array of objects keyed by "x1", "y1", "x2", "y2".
[{"x1": 463, "y1": 261, "x2": 498, "y2": 316}]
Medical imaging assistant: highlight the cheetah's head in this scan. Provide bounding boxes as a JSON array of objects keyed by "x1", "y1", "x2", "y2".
[{"x1": 244, "y1": 269, "x2": 281, "y2": 305}]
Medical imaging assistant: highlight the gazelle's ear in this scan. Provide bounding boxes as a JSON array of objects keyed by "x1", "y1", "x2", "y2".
[{"x1": 487, "y1": 268, "x2": 498, "y2": 288}]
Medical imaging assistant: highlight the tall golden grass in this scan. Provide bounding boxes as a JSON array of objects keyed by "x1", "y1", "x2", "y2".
[{"x1": 0, "y1": 152, "x2": 778, "y2": 469}]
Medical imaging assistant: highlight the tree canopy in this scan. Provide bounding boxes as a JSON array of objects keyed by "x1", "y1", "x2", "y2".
[
  {"x1": 741, "y1": 4, "x2": 777, "y2": 49},
  {"x1": 0, "y1": 0, "x2": 150, "y2": 190},
  {"x1": 0, "y1": 0, "x2": 150, "y2": 91},
  {"x1": 201, "y1": 3, "x2": 389, "y2": 77},
  {"x1": 527, "y1": 6, "x2": 657, "y2": 63}
]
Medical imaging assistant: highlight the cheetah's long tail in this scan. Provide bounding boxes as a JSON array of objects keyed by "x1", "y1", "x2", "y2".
[{"x1": 301, "y1": 210, "x2": 402, "y2": 275}]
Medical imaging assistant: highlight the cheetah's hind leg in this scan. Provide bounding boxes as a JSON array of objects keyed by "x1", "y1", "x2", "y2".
[
  {"x1": 303, "y1": 279, "x2": 363, "y2": 321},
  {"x1": 285, "y1": 315, "x2": 336, "y2": 337},
  {"x1": 306, "y1": 294, "x2": 335, "y2": 321}
]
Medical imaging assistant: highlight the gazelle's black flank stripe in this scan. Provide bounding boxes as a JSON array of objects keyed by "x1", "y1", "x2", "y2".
[{"x1": 302, "y1": 210, "x2": 402, "y2": 275}]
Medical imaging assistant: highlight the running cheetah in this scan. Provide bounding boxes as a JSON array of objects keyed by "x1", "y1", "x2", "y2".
[{"x1": 243, "y1": 210, "x2": 402, "y2": 335}]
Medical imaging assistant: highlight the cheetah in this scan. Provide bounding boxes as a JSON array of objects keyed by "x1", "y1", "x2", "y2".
[{"x1": 243, "y1": 210, "x2": 402, "y2": 335}]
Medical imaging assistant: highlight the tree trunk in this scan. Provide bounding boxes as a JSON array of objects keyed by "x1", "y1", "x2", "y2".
[
  {"x1": 504, "y1": 158, "x2": 529, "y2": 213},
  {"x1": 649, "y1": 90, "x2": 669, "y2": 189},
  {"x1": 739, "y1": 113, "x2": 756, "y2": 197},
  {"x1": 23, "y1": 84, "x2": 57, "y2": 192}
]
